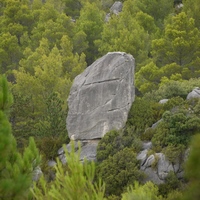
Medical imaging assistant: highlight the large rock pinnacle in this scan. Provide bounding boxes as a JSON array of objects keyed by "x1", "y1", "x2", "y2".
[{"x1": 67, "y1": 52, "x2": 135, "y2": 140}]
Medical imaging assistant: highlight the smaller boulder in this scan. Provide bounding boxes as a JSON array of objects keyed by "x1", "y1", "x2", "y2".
[
  {"x1": 80, "y1": 141, "x2": 99, "y2": 162},
  {"x1": 144, "y1": 168, "x2": 164, "y2": 185},
  {"x1": 187, "y1": 87, "x2": 200, "y2": 100},
  {"x1": 110, "y1": 1, "x2": 123, "y2": 15},
  {"x1": 142, "y1": 154, "x2": 155, "y2": 170},
  {"x1": 32, "y1": 166, "x2": 42, "y2": 182},
  {"x1": 142, "y1": 141, "x2": 152, "y2": 150},
  {"x1": 157, "y1": 153, "x2": 173, "y2": 180},
  {"x1": 159, "y1": 99, "x2": 169, "y2": 104},
  {"x1": 151, "y1": 119, "x2": 162, "y2": 129},
  {"x1": 58, "y1": 140, "x2": 100, "y2": 164},
  {"x1": 137, "y1": 149, "x2": 148, "y2": 166}
]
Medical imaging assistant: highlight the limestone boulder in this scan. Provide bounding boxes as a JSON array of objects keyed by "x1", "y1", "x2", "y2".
[
  {"x1": 159, "y1": 99, "x2": 169, "y2": 104},
  {"x1": 157, "y1": 153, "x2": 173, "y2": 180},
  {"x1": 187, "y1": 87, "x2": 200, "y2": 100},
  {"x1": 67, "y1": 52, "x2": 135, "y2": 140},
  {"x1": 32, "y1": 166, "x2": 42, "y2": 182},
  {"x1": 137, "y1": 146, "x2": 185, "y2": 184},
  {"x1": 110, "y1": 1, "x2": 123, "y2": 15},
  {"x1": 58, "y1": 140, "x2": 100, "y2": 164}
]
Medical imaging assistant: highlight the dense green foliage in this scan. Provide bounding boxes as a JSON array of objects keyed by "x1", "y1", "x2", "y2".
[
  {"x1": 32, "y1": 142, "x2": 106, "y2": 200},
  {"x1": 1, "y1": 0, "x2": 200, "y2": 199},
  {"x1": 97, "y1": 147, "x2": 144, "y2": 196},
  {"x1": 0, "y1": 75, "x2": 40, "y2": 199},
  {"x1": 183, "y1": 134, "x2": 200, "y2": 200},
  {"x1": 122, "y1": 181, "x2": 160, "y2": 200}
]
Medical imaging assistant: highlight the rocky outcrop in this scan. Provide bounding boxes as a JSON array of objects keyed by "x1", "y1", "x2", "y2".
[
  {"x1": 61, "y1": 52, "x2": 135, "y2": 162},
  {"x1": 137, "y1": 142, "x2": 187, "y2": 184},
  {"x1": 32, "y1": 166, "x2": 42, "y2": 182},
  {"x1": 58, "y1": 140, "x2": 99, "y2": 164},
  {"x1": 159, "y1": 99, "x2": 169, "y2": 104},
  {"x1": 110, "y1": 1, "x2": 123, "y2": 15},
  {"x1": 67, "y1": 52, "x2": 135, "y2": 141},
  {"x1": 105, "y1": 1, "x2": 123, "y2": 22},
  {"x1": 187, "y1": 87, "x2": 200, "y2": 100}
]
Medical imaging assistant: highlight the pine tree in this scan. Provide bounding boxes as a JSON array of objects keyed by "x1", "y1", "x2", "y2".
[
  {"x1": 31, "y1": 142, "x2": 106, "y2": 200},
  {"x1": 0, "y1": 75, "x2": 41, "y2": 200}
]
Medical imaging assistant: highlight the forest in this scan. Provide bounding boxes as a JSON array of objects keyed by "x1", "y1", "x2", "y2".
[{"x1": 1, "y1": 0, "x2": 200, "y2": 199}]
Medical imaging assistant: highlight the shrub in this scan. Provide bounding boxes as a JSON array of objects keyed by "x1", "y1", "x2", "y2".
[{"x1": 97, "y1": 148, "x2": 144, "y2": 196}]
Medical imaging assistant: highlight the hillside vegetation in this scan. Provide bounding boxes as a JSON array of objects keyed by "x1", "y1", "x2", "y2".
[{"x1": 1, "y1": 0, "x2": 200, "y2": 199}]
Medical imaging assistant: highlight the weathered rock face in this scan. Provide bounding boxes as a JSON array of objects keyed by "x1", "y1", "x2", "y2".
[
  {"x1": 110, "y1": 1, "x2": 123, "y2": 15},
  {"x1": 105, "y1": 1, "x2": 123, "y2": 22},
  {"x1": 137, "y1": 142, "x2": 187, "y2": 184},
  {"x1": 58, "y1": 140, "x2": 99, "y2": 164},
  {"x1": 67, "y1": 52, "x2": 135, "y2": 140},
  {"x1": 187, "y1": 87, "x2": 200, "y2": 100}
]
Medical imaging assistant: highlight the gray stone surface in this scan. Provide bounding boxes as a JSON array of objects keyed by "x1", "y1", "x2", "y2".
[
  {"x1": 136, "y1": 148, "x2": 185, "y2": 184},
  {"x1": 67, "y1": 52, "x2": 135, "y2": 140},
  {"x1": 110, "y1": 1, "x2": 123, "y2": 15},
  {"x1": 187, "y1": 87, "x2": 200, "y2": 100},
  {"x1": 142, "y1": 154, "x2": 155, "y2": 170},
  {"x1": 137, "y1": 149, "x2": 148, "y2": 166},
  {"x1": 157, "y1": 153, "x2": 173, "y2": 180},
  {"x1": 151, "y1": 119, "x2": 162, "y2": 129},
  {"x1": 144, "y1": 168, "x2": 164, "y2": 185},
  {"x1": 142, "y1": 141, "x2": 152, "y2": 150},
  {"x1": 159, "y1": 99, "x2": 169, "y2": 104},
  {"x1": 79, "y1": 141, "x2": 99, "y2": 162},
  {"x1": 48, "y1": 160, "x2": 57, "y2": 167},
  {"x1": 32, "y1": 166, "x2": 42, "y2": 182},
  {"x1": 59, "y1": 140, "x2": 100, "y2": 164}
]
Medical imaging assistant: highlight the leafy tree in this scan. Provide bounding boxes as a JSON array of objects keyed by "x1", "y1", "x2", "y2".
[
  {"x1": 152, "y1": 108, "x2": 200, "y2": 151},
  {"x1": 30, "y1": 0, "x2": 74, "y2": 50},
  {"x1": 130, "y1": 0, "x2": 174, "y2": 29},
  {"x1": 96, "y1": 0, "x2": 151, "y2": 69},
  {"x1": 75, "y1": 1, "x2": 104, "y2": 64},
  {"x1": 152, "y1": 12, "x2": 200, "y2": 79},
  {"x1": 97, "y1": 128, "x2": 142, "y2": 163},
  {"x1": 158, "y1": 171, "x2": 182, "y2": 197},
  {"x1": 61, "y1": 0, "x2": 82, "y2": 18},
  {"x1": 135, "y1": 61, "x2": 163, "y2": 94},
  {"x1": 0, "y1": 0, "x2": 35, "y2": 75},
  {"x1": 183, "y1": 0, "x2": 200, "y2": 29},
  {"x1": 60, "y1": 35, "x2": 87, "y2": 80},
  {"x1": 12, "y1": 40, "x2": 73, "y2": 148},
  {"x1": 127, "y1": 97, "x2": 156, "y2": 132},
  {"x1": 34, "y1": 92, "x2": 69, "y2": 160},
  {"x1": 0, "y1": 0, "x2": 34, "y2": 41},
  {"x1": 35, "y1": 92, "x2": 67, "y2": 138},
  {"x1": 97, "y1": 147, "x2": 144, "y2": 196},
  {"x1": 0, "y1": 33, "x2": 21, "y2": 76},
  {"x1": 0, "y1": 75, "x2": 41, "y2": 199},
  {"x1": 31, "y1": 143, "x2": 105, "y2": 200}
]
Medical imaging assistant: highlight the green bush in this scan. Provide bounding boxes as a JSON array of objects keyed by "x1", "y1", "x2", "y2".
[
  {"x1": 97, "y1": 147, "x2": 144, "y2": 196},
  {"x1": 127, "y1": 97, "x2": 155, "y2": 132},
  {"x1": 158, "y1": 171, "x2": 182, "y2": 198},
  {"x1": 96, "y1": 130, "x2": 124, "y2": 162},
  {"x1": 162, "y1": 144, "x2": 185, "y2": 163},
  {"x1": 97, "y1": 128, "x2": 142, "y2": 163},
  {"x1": 152, "y1": 108, "x2": 200, "y2": 150}
]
